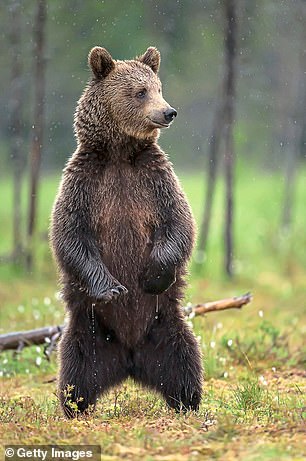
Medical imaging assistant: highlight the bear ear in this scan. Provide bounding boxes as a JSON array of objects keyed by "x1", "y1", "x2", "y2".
[
  {"x1": 138, "y1": 47, "x2": 160, "y2": 74},
  {"x1": 88, "y1": 47, "x2": 115, "y2": 79}
]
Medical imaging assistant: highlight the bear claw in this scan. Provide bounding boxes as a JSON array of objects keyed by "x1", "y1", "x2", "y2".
[{"x1": 100, "y1": 284, "x2": 128, "y2": 303}]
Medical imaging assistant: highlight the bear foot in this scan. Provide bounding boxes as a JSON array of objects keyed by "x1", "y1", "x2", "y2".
[{"x1": 166, "y1": 388, "x2": 202, "y2": 413}]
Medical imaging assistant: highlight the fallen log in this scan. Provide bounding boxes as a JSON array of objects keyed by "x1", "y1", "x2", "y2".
[
  {"x1": 0, "y1": 325, "x2": 63, "y2": 356},
  {"x1": 0, "y1": 293, "x2": 252, "y2": 354}
]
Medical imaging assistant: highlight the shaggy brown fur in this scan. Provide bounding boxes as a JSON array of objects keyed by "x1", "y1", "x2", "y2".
[{"x1": 50, "y1": 46, "x2": 203, "y2": 418}]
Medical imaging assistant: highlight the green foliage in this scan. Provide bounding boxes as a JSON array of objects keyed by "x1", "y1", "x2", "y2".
[
  {"x1": 0, "y1": 346, "x2": 56, "y2": 377},
  {"x1": 219, "y1": 319, "x2": 291, "y2": 366},
  {"x1": 233, "y1": 378, "x2": 270, "y2": 412}
]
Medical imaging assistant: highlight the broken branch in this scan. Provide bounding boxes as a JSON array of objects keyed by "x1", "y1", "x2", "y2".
[{"x1": 182, "y1": 292, "x2": 252, "y2": 316}]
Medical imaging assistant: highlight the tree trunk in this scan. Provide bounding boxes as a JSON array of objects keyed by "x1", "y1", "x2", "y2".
[
  {"x1": 26, "y1": 0, "x2": 47, "y2": 269},
  {"x1": 197, "y1": 98, "x2": 225, "y2": 261},
  {"x1": 9, "y1": 1, "x2": 25, "y2": 263},
  {"x1": 281, "y1": 3, "x2": 306, "y2": 231},
  {"x1": 198, "y1": 0, "x2": 237, "y2": 273},
  {"x1": 223, "y1": 0, "x2": 237, "y2": 277},
  {"x1": 281, "y1": 122, "x2": 301, "y2": 231}
]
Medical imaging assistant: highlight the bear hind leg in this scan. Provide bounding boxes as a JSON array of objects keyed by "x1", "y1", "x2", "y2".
[
  {"x1": 133, "y1": 311, "x2": 203, "y2": 413},
  {"x1": 58, "y1": 311, "x2": 129, "y2": 418},
  {"x1": 58, "y1": 333, "x2": 98, "y2": 418}
]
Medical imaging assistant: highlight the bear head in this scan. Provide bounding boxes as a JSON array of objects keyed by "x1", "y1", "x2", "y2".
[{"x1": 74, "y1": 46, "x2": 177, "y2": 149}]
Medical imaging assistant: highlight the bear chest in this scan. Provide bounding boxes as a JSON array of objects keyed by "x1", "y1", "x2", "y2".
[{"x1": 96, "y1": 164, "x2": 159, "y2": 249}]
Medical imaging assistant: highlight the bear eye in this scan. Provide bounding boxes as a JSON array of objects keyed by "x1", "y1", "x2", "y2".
[{"x1": 136, "y1": 88, "x2": 147, "y2": 99}]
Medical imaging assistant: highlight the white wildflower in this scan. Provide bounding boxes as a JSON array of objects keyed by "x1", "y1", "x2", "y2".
[
  {"x1": 44, "y1": 297, "x2": 51, "y2": 306},
  {"x1": 259, "y1": 375, "x2": 268, "y2": 386}
]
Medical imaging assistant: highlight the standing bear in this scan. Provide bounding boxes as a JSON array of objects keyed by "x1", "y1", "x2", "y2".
[{"x1": 50, "y1": 46, "x2": 203, "y2": 418}]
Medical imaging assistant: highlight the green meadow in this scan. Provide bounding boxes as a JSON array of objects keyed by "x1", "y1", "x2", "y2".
[{"x1": 0, "y1": 166, "x2": 305, "y2": 460}]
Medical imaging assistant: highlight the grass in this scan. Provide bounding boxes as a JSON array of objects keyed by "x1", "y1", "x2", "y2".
[{"x1": 0, "y1": 164, "x2": 305, "y2": 460}]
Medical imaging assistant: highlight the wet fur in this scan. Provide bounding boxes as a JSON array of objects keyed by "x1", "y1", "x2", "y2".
[{"x1": 50, "y1": 47, "x2": 203, "y2": 417}]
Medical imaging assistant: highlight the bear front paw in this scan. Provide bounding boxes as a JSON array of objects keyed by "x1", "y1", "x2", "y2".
[
  {"x1": 89, "y1": 282, "x2": 128, "y2": 302},
  {"x1": 141, "y1": 263, "x2": 176, "y2": 295}
]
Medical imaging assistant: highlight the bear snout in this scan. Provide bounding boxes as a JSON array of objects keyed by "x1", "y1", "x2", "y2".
[
  {"x1": 163, "y1": 108, "x2": 177, "y2": 124},
  {"x1": 148, "y1": 106, "x2": 178, "y2": 128}
]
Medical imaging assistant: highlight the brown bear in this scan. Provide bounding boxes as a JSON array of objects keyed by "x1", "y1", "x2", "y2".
[{"x1": 50, "y1": 46, "x2": 203, "y2": 418}]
